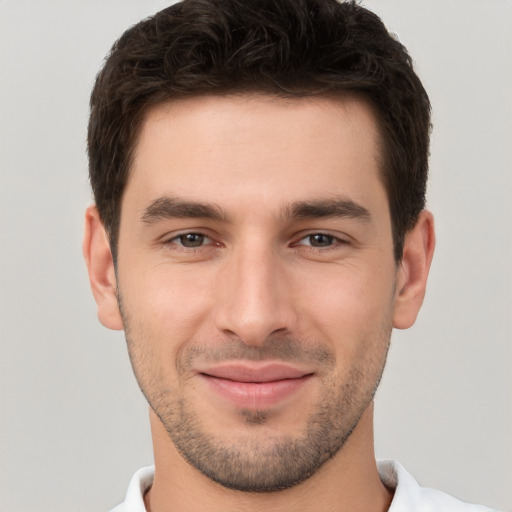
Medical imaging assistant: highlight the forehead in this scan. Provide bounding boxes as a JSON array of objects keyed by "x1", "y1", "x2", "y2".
[{"x1": 126, "y1": 94, "x2": 385, "y2": 217}]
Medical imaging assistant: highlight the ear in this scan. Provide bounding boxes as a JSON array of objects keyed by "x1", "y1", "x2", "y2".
[
  {"x1": 82, "y1": 205, "x2": 124, "y2": 330},
  {"x1": 393, "y1": 210, "x2": 435, "y2": 330}
]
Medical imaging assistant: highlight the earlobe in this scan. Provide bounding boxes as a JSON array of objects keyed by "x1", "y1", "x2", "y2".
[
  {"x1": 82, "y1": 205, "x2": 124, "y2": 330},
  {"x1": 393, "y1": 210, "x2": 435, "y2": 330}
]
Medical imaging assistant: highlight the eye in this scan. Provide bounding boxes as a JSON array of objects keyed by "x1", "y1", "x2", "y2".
[
  {"x1": 297, "y1": 233, "x2": 337, "y2": 248},
  {"x1": 170, "y1": 232, "x2": 213, "y2": 248}
]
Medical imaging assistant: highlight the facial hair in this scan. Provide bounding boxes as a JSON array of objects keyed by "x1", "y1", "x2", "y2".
[{"x1": 120, "y1": 295, "x2": 392, "y2": 493}]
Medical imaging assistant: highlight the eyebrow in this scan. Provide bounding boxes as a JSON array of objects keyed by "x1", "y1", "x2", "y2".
[
  {"x1": 141, "y1": 197, "x2": 229, "y2": 223},
  {"x1": 141, "y1": 196, "x2": 371, "y2": 224},
  {"x1": 281, "y1": 198, "x2": 371, "y2": 223}
]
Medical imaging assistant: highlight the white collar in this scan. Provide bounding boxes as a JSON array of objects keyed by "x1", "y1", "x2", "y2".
[{"x1": 110, "y1": 461, "x2": 497, "y2": 512}]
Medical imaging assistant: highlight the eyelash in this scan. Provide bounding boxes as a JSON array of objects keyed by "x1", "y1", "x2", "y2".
[
  {"x1": 163, "y1": 231, "x2": 349, "y2": 252},
  {"x1": 293, "y1": 233, "x2": 349, "y2": 250},
  {"x1": 164, "y1": 232, "x2": 217, "y2": 250}
]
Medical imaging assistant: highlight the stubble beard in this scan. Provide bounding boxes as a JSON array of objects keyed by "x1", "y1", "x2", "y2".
[
  {"x1": 152, "y1": 370, "x2": 381, "y2": 492},
  {"x1": 119, "y1": 293, "x2": 392, "y2": 492}
]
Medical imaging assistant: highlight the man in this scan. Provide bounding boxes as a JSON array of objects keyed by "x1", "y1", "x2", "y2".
[{"x1": 82, "y1": 0, "x2": 498, "y2": 510}]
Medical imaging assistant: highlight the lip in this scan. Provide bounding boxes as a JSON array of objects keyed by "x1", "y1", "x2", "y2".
[{"x1": 197, "y1": 362, "x2": 314, "y2": 409}]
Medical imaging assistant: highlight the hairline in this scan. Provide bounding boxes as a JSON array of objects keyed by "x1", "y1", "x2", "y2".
[{"x1": 107, "y1": 90, "x2": 403, "y2": 263}]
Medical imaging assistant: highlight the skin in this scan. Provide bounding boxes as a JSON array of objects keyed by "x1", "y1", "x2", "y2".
[{"x1": 83, "y1": 94, "x2": 435, "y2": 512}]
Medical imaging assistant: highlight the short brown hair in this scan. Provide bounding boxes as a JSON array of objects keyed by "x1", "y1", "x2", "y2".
[{"x1": 88, "y1": 0, "x2": 431, "y2": 261}]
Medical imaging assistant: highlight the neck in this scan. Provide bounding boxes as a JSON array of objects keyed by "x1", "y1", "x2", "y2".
[{"x1": 145, "y1": 404, "x2": 393, "y2": 512}]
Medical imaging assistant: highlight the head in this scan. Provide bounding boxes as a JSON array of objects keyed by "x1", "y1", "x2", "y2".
[
  {"x1": 84, "y1": 0, "x2": 435, "y2": 495},
  {"x1": 88, "y1": 0, "x2": 431, "y2": 263}
]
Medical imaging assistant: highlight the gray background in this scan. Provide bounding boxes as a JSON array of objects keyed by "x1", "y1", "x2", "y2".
[{"x1": 1, "y1": 1, "x2": 511, "y2": 511}]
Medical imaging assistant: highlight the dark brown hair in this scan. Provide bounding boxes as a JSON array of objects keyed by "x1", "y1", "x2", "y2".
[{"x1": 88, "y1": 0, "x2": 431, "y2": 261}]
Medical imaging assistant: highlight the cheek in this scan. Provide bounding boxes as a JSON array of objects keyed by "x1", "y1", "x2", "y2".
[
  {"x1": 295, "y1": 262, "x2": 396, "y2": 343},
  {"x1": 120, "y1": 267, "x2": 215, "y2": 350}
]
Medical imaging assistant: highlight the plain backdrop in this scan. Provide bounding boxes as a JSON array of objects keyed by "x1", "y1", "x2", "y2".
[{"x1": 0, "y1": 1, "x2": 511, "y2": 511}]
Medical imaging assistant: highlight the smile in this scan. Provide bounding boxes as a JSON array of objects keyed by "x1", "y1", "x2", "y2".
[{"x1": 197, "y1": 363, "x2": 314, "y2": 409}]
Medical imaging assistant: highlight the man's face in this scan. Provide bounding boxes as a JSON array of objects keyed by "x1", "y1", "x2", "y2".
[{"x1": 114, "y1": 95, "x2": 401, "y2": 491}]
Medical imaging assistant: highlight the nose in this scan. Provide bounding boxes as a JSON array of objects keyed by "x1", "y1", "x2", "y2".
[{"x1": 213, "y1": 243, "x2": 297, "y2": 346}]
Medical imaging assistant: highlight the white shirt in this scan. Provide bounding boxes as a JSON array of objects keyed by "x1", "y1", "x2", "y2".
[{"x1": 109, "y1": 461, "x2": 500, "y2": 512}]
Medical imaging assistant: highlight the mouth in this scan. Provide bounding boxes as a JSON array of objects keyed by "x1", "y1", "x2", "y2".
[{"x1": 197, "y1": 362, "x2": 314, "y2": 409}]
